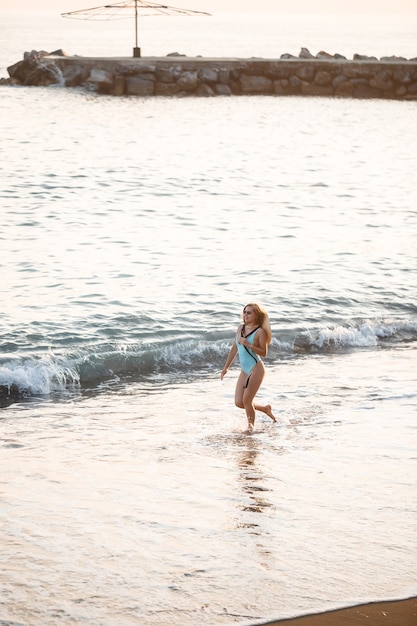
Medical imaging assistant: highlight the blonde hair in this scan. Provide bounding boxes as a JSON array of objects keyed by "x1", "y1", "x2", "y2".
[{"x1": 243, "y1": 303, "x2": 272, "y2": 345}]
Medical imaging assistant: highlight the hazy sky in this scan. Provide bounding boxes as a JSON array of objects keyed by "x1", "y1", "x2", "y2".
[{"x1": 2, "y1": 0, "x2": 417, "y2": 14}]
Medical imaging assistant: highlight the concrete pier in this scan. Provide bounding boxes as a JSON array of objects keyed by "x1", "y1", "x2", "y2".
[{"x1": 5, "y1": 51, "x2": 417, "y2": 100}]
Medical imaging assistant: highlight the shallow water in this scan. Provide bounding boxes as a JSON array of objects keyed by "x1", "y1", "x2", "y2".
[
  {"x1": 2, "y1": 347, "x2": 416, "y2": 625},
  {"x1": 1, "y1": 9, "x2": 417, "y2": 626}
]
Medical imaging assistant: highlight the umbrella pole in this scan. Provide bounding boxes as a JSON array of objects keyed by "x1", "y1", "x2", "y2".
[{"x1": 133, "y1": 0, "x2": 141, "y2": 57}]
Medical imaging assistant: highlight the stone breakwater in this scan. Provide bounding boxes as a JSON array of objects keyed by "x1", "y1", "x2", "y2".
[{"x1": 5, "y1": 49, "x2": 417, "y2": 100}]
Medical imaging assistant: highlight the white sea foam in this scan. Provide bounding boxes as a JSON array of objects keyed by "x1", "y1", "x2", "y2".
[
  {"x1": 0, "y1": 354, "x2": 80, "y2": 395},
  {"x1": 311, "y1": 319, "x2": 417, "y2": 349}
]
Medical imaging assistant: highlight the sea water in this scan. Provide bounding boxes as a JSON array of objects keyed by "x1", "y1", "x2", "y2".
[{"x1": 1, "y1": 8, "x2": 416, "y2": 626}]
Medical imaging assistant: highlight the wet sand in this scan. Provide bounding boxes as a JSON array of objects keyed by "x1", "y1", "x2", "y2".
[{"x1": 255, "y1": 597, "x2": 417, "y2": 626}]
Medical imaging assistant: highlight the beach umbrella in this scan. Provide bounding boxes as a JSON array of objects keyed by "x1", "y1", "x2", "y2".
[{"x1": 61, "y1": 0, "x2": 210, "y2": 58}]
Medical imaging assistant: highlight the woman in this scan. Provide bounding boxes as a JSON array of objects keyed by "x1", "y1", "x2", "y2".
[{"x1": 221, "y1": 303, "x2": 276, "y2": 431}]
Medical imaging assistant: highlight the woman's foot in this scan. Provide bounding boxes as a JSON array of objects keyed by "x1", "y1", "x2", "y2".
[{"x1": 264, "y1": 404, "x2": 276, "y2": 423}]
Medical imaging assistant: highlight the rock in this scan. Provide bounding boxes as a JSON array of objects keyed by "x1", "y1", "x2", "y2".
[
  {"x1": 396, "y1": 85, "x2": 408, "y2": 96},
  {"x1": 380, "y1": 55, "x2": 407, "y2": 62},
  {"x1": 230, "y1": 67, "x2": 243, "y2": 81},
  {"x1": 393, "y1": 68, "x2": 412, "y2": 83},
  {"x1": 299, "y1": 47, "x2": 315, "y2": 59},
  {"x1": 240, "y1": 74, "x2": 273, "y2": 94},
  {"x1": 87, "y1": 68, "x2": 114, "y2": 93},
  {"x1": 244, "y1": 61, "x2": 270, "y2": 76},
  {"x1": 134, "y1": 64, "x2": 156, "y2": 74},
  {"x1": 351, "y1": 78, "x2": 380, "y2": 98},
  {"x1": 195, "y1": 83, "x2": 215, "y2": 96},
  {"x1": 370, "y1": 69, "x2": 394, "y2": 90},
  {"x1": 301, "y1": 82, "x2": 333, "y2": 96},
  {"x1": 332, "y1": 74, "x2": 350, "y2": 88},
  {"x1": 198, "y1": 67, "x2": 218, "y2": 83},
  {"x1": 353, "y1": 54, "x2": 378, "y2": 61},
  {"x1": 343, "y1": 66, "x2": 371, "y2": 79},
  {"x1": 8, "y1": 50, "x2": 53, "y2": 84},
  {"x1": 113, "y1": 74, "x2": 125, "y2": 96},
  {"x1": 155, "y1": 81, "x2": 180, "y2": 96},
  {"x1": 24, "y1": 49, "x2": 48, "y2": 59},
  {"x1": 126, "y1": 75, "x2": 155, "y2": 95},
  {"x1": 267, "y1": 62, "x2": 290, "y2": 79},
  {"x1": 280, "y1": 53, "x2": 297, "y2": 59},
  {"x1": 316, "y1": 50, "x2": 334, "y2": 59},
  {"x1": 289, "y1": 75, "x2": 302, "y2": 93},
  {"x1": 217, "y1": 68, "x2": 230, "y2": 84},
  {"x1": 117, "y1": 65, "x2": 141, "y2": 76},
  {"x1": 315, "y1": 70, "x2": 332, "y2": 86},
  {"x1": 296, "y1": 65, "x2": 315, "y2": 81},
  {"x1": 214, "y1": 83, "x2": 232, "y2": 95},
  {"x1": 62, "y1": 64, "x2": 89, "y2": 87},
  {"x1": 7, "y1": 60, "x2": 24, "y2": 80},
  {"x1": 333, "y1": 79, "x2": 354, "y2": 96},
  {"x1": 156, "y1": 66, "x2": 182, "y2": 83},
  {"x1": 49, "y1": 49, "x2": 69, "y2": 57},
  {"x1": 27, "y1": 64, "x2": 61, "y2": 86},
  {"x1": 273, "y1": 79, "x2": 289, "y2": 95},
  {"x1": 166, "y1": 51, "x2": 186, "y2": 57},
  {"x1": 176, "y1": 71, "x2": 198, "y2": 91}
]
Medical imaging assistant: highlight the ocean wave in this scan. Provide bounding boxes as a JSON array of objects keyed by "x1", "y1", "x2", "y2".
[
  {"x1": 267, "y1": 318, "x2": 417, "y2": 355},
  {"x1": 305, "y1": 319, "x2": 417, "y2": 351},
  {"x1": 1, "y1": 319, "x2": 416, "y2": 404},
  {"x1": 0, "y1": 339, "x2": 227, "y2": 404},
  {"x1": 0, "y1": 352, "x2": 80, "y2": 400}
]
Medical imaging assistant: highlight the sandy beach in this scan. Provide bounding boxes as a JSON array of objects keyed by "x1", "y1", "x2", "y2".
[{"x1": 256, "y1": 597, "x2": 417, "y2": 626}]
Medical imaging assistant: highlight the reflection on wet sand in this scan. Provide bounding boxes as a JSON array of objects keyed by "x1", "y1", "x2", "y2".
[
  {"x1": 237, "y1": 438, "x2": 273, "y2": 517},
  {"x1": 232, "y1": 435, "x2": 279, "y2": 572}
]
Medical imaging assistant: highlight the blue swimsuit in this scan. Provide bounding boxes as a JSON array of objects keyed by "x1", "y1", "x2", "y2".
[{"x1": 236, "y1": 326, "x2": 261, "y2": 377}]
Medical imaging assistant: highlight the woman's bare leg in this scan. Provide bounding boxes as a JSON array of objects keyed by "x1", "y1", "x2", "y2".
[
  {"x1": 242, "y1": 362, "x2": 265, "y2": 429},
  {"x1": 234, "y1": 370, "x2": 248, "y2": 411},
  {"x1": 235, "y1": 364, "x2": 276, "y2": 429},
  {"x1": 254, "y1": 403, "x2": 276, "y2": 422}
]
